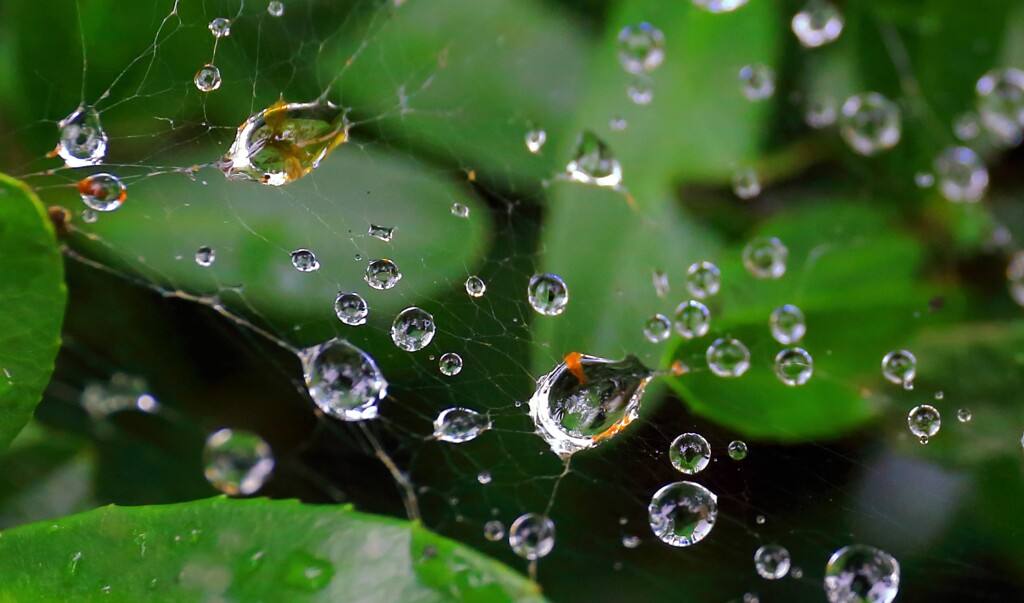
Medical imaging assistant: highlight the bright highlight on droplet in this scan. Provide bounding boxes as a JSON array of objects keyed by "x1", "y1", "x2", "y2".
[
  {"x1": 732, "y1": 167, "x2": 762, "y2": 200},
  {"x1": 934, "y1": 146, "x2": 989, "y2": 203},
  {"x1": 208, "y1": 17, "x2": 231, "y2": 38},
  {"x1": 881, "y1": 349, "x2": 916, "y2": 389},
  {"x1": 976, "y1": 68, "x2": 1024, "y2": 146},
  {"x1": 739, "y1": 64, "x2": 776, "y2": 101},
  {"x1": 465, "y1": 275, "x2": 487, "y2": 298},
  {"x1": 743, "y1": 236, "x2": 788, "y2": 279},
  {"x1": 438, "y1": 352, "x2": 463, "y2": 376},
  {"x1": 525, "y1": 128, "x2": 547, "y2": 154},
  {"x1": 774, "y1": 347, "x2": 813, "y2": 386},
  {"x1": 770, "y1": 304, "x2": 806, "y2": 344},
  {"x1": 692, "y1": 0, "x2": 749, "y2": 13},
  {"x1": 686, "y1": 261, "x2": 721, "y2": 299},
  {"x1": 195, "y1": 246, "x2": 216, "y2": 267},
  {"x1": 643, "y1": 314, "x2": 672, "y2": 343}
]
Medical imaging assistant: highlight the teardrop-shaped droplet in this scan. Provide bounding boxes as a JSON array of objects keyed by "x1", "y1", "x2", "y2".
[
  {"x1": 290, "y1": 249, "x2": 320, "y2": 272},
  {"x1": 508, "y1": 513, "x2": 555, "y2": 560},
  {"x1": 334, "y1": 292, "x2": 369, "y2": 326},
  {"x1": 438, "y1": 352, "x2": 463, "y2": 376},
  {"x1": 566, "y1": 131, "x2": 623, "y2": 188},
  {"x1": 754, "y1": 544, "x2": 792, "y2": 580},
  {"x1": 77, "y1": 173, "x2": 126, "y2": 212},
  {"x1": 433, "y1": 407, "x2": 490, "y2": 443},
  {"x1": 707, "y1": 337, "x2": 751, "y2": 377},
  {"x1": 652, "y1": 269, "x2": 669, "y2": 298},
  {"x1": 391, "y1": 307, "x2": 435, "y2": 352},
  {"x1": 934, "y1": 146, "x2": 988, "y2": 203},
  {"x1": 674, "y1": 300, "x2": 711, "y2": 339},
  {"x1": 364, "y1": 258, "x2": 402, "y2": 290},
  {"x1": 824, "y1": 544, "x2": 900, "y2": 603},
  {"x1": 908, "y1": 404, "x2": 940, "y2": 443},
  {"x1": 791, "y1": 0, "x2": 844, "y2": 48},
  {"x1": 668, "y1": 433, "x2": 711, "y2": 475},
  {"x1": 840, "y1": 93, "x2": 902, "y2": 156},
  {"x1": 616, "y1": 22, "x2": 665, "y2": 75},
  {"x1": 202, "y1": 428, "x2": 275, "y2": 496},
  {"x1": 194, "y1": 64, "x2": 222, "y2": 92},
  {"x1": 57, "y1": 105, "x2": 108, "y2": 168},
  {"x1": 528, "y1": 273, "x2": 569, "y2": 316},
  {"x1": 528, "y1": 353, "x2": 653, "y2": 457},
  {"x1": 301, "y1": 338, "x2": 387, "y2": 421},
  {"x1": 648, "y1": 481, "x2": 718, "y2": 547}
]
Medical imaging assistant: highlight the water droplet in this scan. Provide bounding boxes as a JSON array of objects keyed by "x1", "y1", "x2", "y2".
[
  {"x1": 301, "y1": 338, "x2": 387, "y2": 421},
  {"x1": 914, "y1": 172, "x2": 934, "y2": 188},
  {"x1": 616, "y1": 22, "x2": 665, "y2": 74},
  {"x1": 791, "y1": 0, "x2": 844, "y2": 48},
  {"x1": 368, "y1": 224, "x2": 394, "y2": 242},
  {"x1": 674, "y1": 300, "x2": 711, "y2": 339},
  {"x1": 622, "y1": 535, "x2": 641, "y2": 549},
  {"x1": 525, "y1": 128, "x2": 547, "y2": 154},
  {"x1": 528, "y1": 273, "x2": 569, "y2": 316},
  {"x1": 290, "y1": 249, "x2": 320, "y2": 272},
  {"x1": 791, "y1": 567, "x2": 804, "y2": 579},
  {"x1": 669, "y1": 433, "x2": 711, "y2": 475},
  {"x1": 77, "y1": 173, "x2": 126, "y2": 212},
  {"x1": 439, "y1": 352, "x2": 463, "y2": 376},
  {"x1": 739, "y1": 64, "x2": 776, "y2": 101},
  {"x1": 610, "y1": 116, "x2": 628, "y2": 131},
  {"x1": 208, "y1": 17, "x2": 231, "y2": 37},
  {"x1": 566, "y1": 131, "x2": 623, "y2": 188},
  {"x1": 728, "y1": 440, "x2": 748, "y2": 460},
  {"x1": 627, "y1": 77, "x2": 654, "y2": 105},
  {"x1": 732, "y1": 167, "x2": 762, "y2": 200},
  {"x1": 953, "y1": 112, "x2": 981, "y2": 141},
  {"x1": 202, "y1": 428, "x2": 275, "y2": 496},
  {"x1": 686, "y1": 261, "x2": 721, "y2": 299},
  {"x1": 806, "y1": 97, "x2": 838, "y2": 128},
  {"x1": 465, "y1": 275, "x2": 487, "y2": 298},
  {"x1": 754, "y1": 544, "x2": 792, "y2": 580},
  {"x1": 692, "y1": 0, "x2": 749, "y2": 13},
  {"x1": 267, "y1": 1, "x2": 285, "y2": 17},
  {"x1": 652, "y1": 269, "x2": 669, "y2": 298},
  {"x1": 391, "y1": 307, "x2": 435, "y2": 352},
  {"x1": 769, "y1": 304, "x2": 806, "y2": 344},
  {"x1": 934, "y1": 146, "x2": 988, "y2": 203},
  {"x1": 283, "y1": 550, "x2": 334, "y2": 592},
  {"x1": 57, "y1": 105, "x2": 108, "y2": 168},
  {"x1": 840, "y1": 93, "x2": 902, "y2": 156},
  {"x1": 957, "y1": 408, "x2": 972, "y2": 423},
  {"x1": 908, "y1": 404, "x2": 940, "y2": 443},
  {"x1": 756, "y1": 515, "x2": 766, "y2": 525},
  {"x1": 707, "y1": 337, "x2": 751, "y2": 378},
  {"x1": 648, "y1": 481, "x2": 718, "y2": 547},
  {"x1": 433, "y1": 407, "x2": 490, "y2": 443},
  {"x1": 477, "y1": 471, "x2": 492, "y2": 485},
  {"x1": 976, "y1": 68, "x2": 1024, "y2": 145},
  {"x1": 1008, "y1": 251, "x2": 1024, "y2": 306},
  {"x1": 824, "y1": 544, "x2": 900, "y2": 603},
  {"x1": 451, "y1": 202, "x2": 470, "y2": 218},
  {"x1": 509, "y1": 513, "x2": 555, "y2": 560},
  {"x1": 643, "y1": 314, "x2": 672, "y2": 343},
  {"x1": 219, "y1": 99, "x2": 348, "y2": 186},
  {"x1": 528, "y1": 353, "x2": 653, "y2": 457},
  {"x1": 81, "y1": 209, "x2": 98, "y2": 224},
  {"x1": 364, "y1": 258, "x2": 402, "y2": 290},
  {"x1": 68, "y1": 551, "x2": 83, "y2": 577},
  {"x1": 742, "y1": 236, "x2": 788, "y2": 279},
  {"x1": 194, "y1": 64, "x2": 222, "y2": 92},
  {"x1": 483, "y1": 520, "x2": 505, "y2": 542},
  {"x1": 195, "y1": 246, "x2": 215, "y2": 267},
  {"x1": 881, "y1": 349, "x2": 916, "y2": 387},
  {"x1": 774, "y1": 347, "x2": 813, "y2": 386},
  {"x1": 334, "y1": 292, "x2": 369, "y2": 326}
]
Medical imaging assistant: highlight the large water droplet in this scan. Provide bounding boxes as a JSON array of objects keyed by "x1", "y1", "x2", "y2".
[
  {"x1": 208, "y1": 17, "x2": 231, "y2": 37},
  {"x1": 692, "y1": 0, "x2": 749, "y2": 13},
  {"x1": 438, "y1": 352, "x2": 463, "y2": 376},
  {"x1": 616, "y1": 23, "x2": 665, "y2": 75},
  {"x1": 774, "y1": 347, "x2": 813, "y2": 386},
  {"x1": 483, "y1": 520, "x2": 506, "y2": 542},
  {"x1": 566, "y1": 131, "x2": 623, "y2": 188},
  {"x1": 881, "y1": 349, "x2": 916, "y2": 388},
  {"x1": 528, "y1": 273, "x2": 569, "y2": 316},
  {"x1": 754, "y1": 544, "x2": 792, "y2": 580},
  {"x1": 194, "y1": 64, "x2": 222, "y2": 92},
  {"x1": 465, "y1": 275, "x2": 487, "y2": 298},
  {"x1": 840, "y1": 93, "x2": 902, "y2": 156},
  {"x1": 195, "y1": 246, "x2": 216, "y2": 267},
  {"x1": 364, "y1": 258, "x2": 402, "y2": 290},
  {"x1": 674, "y1": 300, "x2": 711, "y2": 339},
  {"x1": 334, "y1": 292, "x2": 369, "y2": 326},
  {"x1": 391, "y1": 307, "x2": 435, "y2": 352},
  {"x1": 791, "y1": 0, "x2": 844, "y2": 48},
  {"x1": 290, "y1": 249, "x2": 320, "y2": 272},
  {"x1": 643, "y1": 314, "x2": 672, "y2": 343},
  {"x1": 434, "y1": 407, "x2": 490, "y2": 443},
  {"x1": 219, "y1": 99, "x2": 348, "y2": 186},
  {"x1": 528, "y1": 353, "x2": 653, "y2": 457},
  {"x1": 508, "y1": 513, "x2": 555, "y2": 560},
  {"x1": 728, "y1": 440, "x2": 748, "y2": 460},
  {"x1": 908, "y1": 404, "x2": 940, "y2": 443},
  {"x1": 770, "y1": 304, "x2": 806, "y2": 344},
  {"x1": 77, "y1": 173, "x2": 126, "y2": 212},
  {"x1": 824, "y1": 544, "x2": 900, "y2": 603},
  {"x1": 976, "y1": 68, "x2": 1024, "y2": 145},
  {"x1": 934, "y1": 146, "x2": 988, "y2": 203},
  {"x1": 732, "y1": 167, "x2": 762, "y2": 200},
  {"x1": 525, "y1": 128, "x2": 547, "y2": 154},
  {"x1": 669, "y1": 433, "x2": 711, "y2": 475},
  {"x1": 648, "y1": 481, "x2": 718, "y2": 547},
  {"x1": 707, "y1": 337, "x2": 751, "y2": 378},
  {"x1": 301, "y1": 339, "x2": 387, "y2": 421},
  {"x1": 739, "y1": 64, "x2": 776, "y2": 101},
  {"x1": 742, "y1": 236, "x2": 788, "y2": 279},
  {"x1": 202, "y1": 428, "x2": 275, "y2": 496},
  {"x1": 686, "y1": 261, "x2": 721, "y2": 298},
  {"x1": 57, "y1": 105, "x2": 108, "y2": 168}
]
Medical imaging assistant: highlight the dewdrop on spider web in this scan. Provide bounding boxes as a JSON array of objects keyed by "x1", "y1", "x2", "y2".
[
  {"x1": 54, "y1": 105, "x2": 108, "y2": 168},
  {"x1": 78, "y1": 173, "x2": 126, "y2": 212},
  {"x1": 648, "y1": 480, "x2": 718, "y2": 547},
  {"x1": 300, "y1": 339, "x2": 387, "y2": 422},
  {"x1": 202, "y1": 428, "x2": 275, "y2": 496},
  {"x1": 433, "y1": 407, "x2": 490, "y2": 443}
]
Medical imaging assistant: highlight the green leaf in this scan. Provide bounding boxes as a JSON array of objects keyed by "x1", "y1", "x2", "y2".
[
  {"x1": 0, "y1": 497, "x2": 544, "y2": 601},
  {"x1": 0, "y1": 173, "x2": 66, "y2": 451}
]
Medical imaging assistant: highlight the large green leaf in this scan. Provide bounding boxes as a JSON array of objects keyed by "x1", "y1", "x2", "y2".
[
  {"x1": 0, "y1": 173, "x2": 66, "y2": 451},
  {"x1": 0, "y1": 497, "x2": 544, "y2": 601}
]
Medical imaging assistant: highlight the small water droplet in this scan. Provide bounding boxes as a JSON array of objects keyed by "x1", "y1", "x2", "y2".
[
  {"x1": 791, "y1": 0, "x2": 844, "y2": 48},
  {"x1": 732, "y1": 167, "x2": 761, "y2": 200},
  {"x1": 477, "y1": 471, "x2": 492, "y2": 485},
  {"x1": 368, "y1": 224, "x2": 394, "y2": 242},
  {"x1": 267, "y1": 1, "x2": 285, "y2": 17},
  {"x1": 1008, "y1": 251, "x2": 1024, "y2": 306},
  {"x1": 774, "y1": 347, "x2": 813, "y2": 386},
  {"x1": 290, "y1": 249, "x2": 320, "y2": 272},
  {"x1": 881, "y1": 349, "x2": 916, "y2": 387},
  {"x1": 756, "y1": 515, "x2": 766, "y2": 525},
  {"x1": 743, "y1": 236, "x2": 788, "y2": 279},
  {"x1": 616, "y1": 22, "x2": 665, "y2": 74},
  {"x1": 78, "y1": 173, "x2": 126, "y2": 212},
  {"x1": 208, "y1": 17, "x2": 231, "y2": 37},
  {"x1": 202, "y1": 428, "x2": 275, "y2": 496},
  {"x1": 824, "y1": 544, "x2": 900, "y2": 603},
  {"x1": 508, "y1": 513, "x2": 555, "y2": 560},
  {"x1": 194, "y1": 64, "x2": 222, "y2": 92},
  {"x1": 707, "y1": 337, "x2": 751, "y2": 378},
  {"x1": 195, "y1": 246, "x2": 215, "y2": 267},
  {"x1": 391, "y1": 307, "x2": 435, "y2": 352},
  {"x1": 976, "y1": 68, "x2": 1024, "y2": 146},
  {"x1": 434, "y1": 407, "x2": 490, "y2": 443},
  {"x1": 57, "y1": 105, "x2": 108, "y2": 168},
  {"x1": 622, "y1": 535, "x2": 641, "y2": 549},
  {"x1": 525, "y1": 128, "x2": 547, "y2": 154},
  {"x1": 840, "y1": 92, "x2": 902, "y2": 155},
  {"x1": 728, "y1": 440, "x2": 748, "y2": 460},
  {"x1": 953, "y1": 112, "x2": 981, "y2": 141},
  {"x1": 652, "y1": 269, "x2": 669, "y2": 298},
  {"x1": 908, "y1": 404, "x2": 941, "y2": 442},
  {"x1": 364, "y1": 258, "x2": 402, "y2": 290},
  {"x1": 957, "y1": 408, "x2": 972, "y2": 423},
  {"x1": 301, "y1": 338, "x2": 387, "y2": 421},
  {"x1": 334, "y1": 292, "x2": 369, "y2": 326},
  {"x1": 439, "y1": 352, "x2": 463, "y2": 376},
  {"x1": 283, "y1": 550, "x2": 334, "y2": 592},
  {"x1": 483, "y1": 520, "x2": 506, "y2": 541},
  {"x1": 739, "y1": 64, "x2": 775, "y2": 101},
  {"x1": 806, "y1": 97, "x2": 837, "y2": 128},
  {"x1": 566, "y1": 131, "x2": 623, "y2": 188},
  {"x1": 770, "y1": 304, "x2": 805, "y2": 344},
  {"x1": 627, "y1": 77, "x2": 654, "y2": 105},
  {"x1": 914, "y1": 172, "x2": 934, "y2": 188},
  {"x1": 451, "y1": 202, "x2": 470, "y2": 218},
  {"x1": 674, "y1": 300, "x2": 711, "y2": 339},
  {"x1": 686, "y1": 261, "x2": 721, "y2": 299},
  {"x1": 81, "y1": 209, "x2": 98, "y2": 224},
  {"x1": 934, "y1": 146, "x2": 988, "y2": 203},
  {"x1": 610, "y1": 116, "x2": 628, "y2": 131},
  {"x1": 754, "y1": 544, "x2": 791, "y2": 580},
  {"x1": 692, "y1": 0, "x2": 749, "y2": 13},
  {"x1": 648, "y1": 481, "x2": 718, "y2": 547},
  {"x1": 528, "y1": 273, "x2": 569, "y2": 316},
  {"x1": 465, "y1": 275, "x2": 487, "y2": 298},
  {"x1": 643, "y1": 314, "x2": 672, "y2": 343},
  {"x1": 669, "y1": 433, "x2": 711, "y2": 475}
]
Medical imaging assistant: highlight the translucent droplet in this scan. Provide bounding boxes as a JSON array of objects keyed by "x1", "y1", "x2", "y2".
[
  {"x1": 283, "y1": 551, "x2": 333, "y2": 592},
  {"x1": 267, "y1": 1, "x2": 285, "y2": 17},
  {"x1": 616, "y1": 22, "x2": 665, "y2": 75},
  {"x1": 195, "y1": 246, "x2": 215, "y2": 267},
  {"x1": 301, "y1": 339, "x2": 387, "y2": 421},
  {"x1": 881, "y1": 349, "x2": 916, "y2": 387},
  {"x1": 791, "y1": 0, "x2": 844, "y2": 48},
  {"x1": 77, "y1": 173, "x2": 126, "y2": 212},
  {"x1": 439, "y1": 352, "x2": 463, "y2": 376},
  {"x1": 627, "y1": 77, "x2": 654, "y2": 106},
  {"x1": 622, "y1": 535, "x2": 641, "y2": 549},
  {"x1": 219, "y1": 99, "x2": 348, "y2": 186},
  {"x1": 528, "y1": 353, "x2": 653, "y2": 457},
  {"x1": 334, "y1": 292, "x2": 368, "y2": 326},
  {"x1": 483, "y1": 520, "x2": 505, "y2": 542},
  {"x1": 668, "y1": 433, "x2": 711, "y2": 475},
  {"x1": 477, "y1": 471, "x2": 492, "y2": 485},
  {"x1": 739, "y1": 64, "x2": 776, "y2": 101},
  {"x1": 674, "y1": 300, "x2": 711, "y2": 339},
  {"x1": 806, "y1": 97, "x2": 838, "y2": 129},
  {"x1": 840, "y1": 93, "x2": 902, "y2": 156},
  {"x1": 824, "y1": 544, "x2": 900, "y2": 603},
  {"x1": 202, "y1": 428, "x2": 275, "y2": 496},
  {"x1": 652, "y1": 269, "x2": 669, "y2": 298},
  {"x1": 791, "y1": 567, "x2": 804, "y2": 579},
  {"x1": 934, "y1": 146, "x2": 988, "y2": 203},
  {"x1": 81, "y1": 210, "x2": 98, "y2": 224},
  {"x1": 685, "y1": 261, "x2": 721, "y2": 299},
  {"x1": 770, "y1": 304, "x2": 806, "y2": 344},
  {"x1": 610, "y1": 116, "x2": 628, "y2": 131},
  {"x1": 194, "y1": 64, "x2": 222, "y2": 92},
  {"x1": 451, "y1": 202, "x2": 470, "y2": 218},
  {"x1": 57, "y1": 105, "x2": 108, "y2": 168},
  {"x1": 648, "y1": 481, "x2": 718, "y2": 547},
  {"x1": 914, "y1": 172, "x2": 934, "y2": 188},
  {"x1": 509, "y1": 513, "x2": 555, "y2": 560},
  {"x1": 742, "y1": 236, "x2": 788, "y2": 279},
  {"x1": 433, "y1": 407, "x2": 490, "y2": 443},
  {"x1": 908, "y1": 404, "x2": 940, "y2": 443},
  {"x1": 528, "y1": 273, "x2": 569, "y2": 316},
  {"x1": 692, "y1": 0, "x2": 749, "y2": 13},
  {"x1": 976, "y1": 68, "x2": 1024, "y2": 145},
  {"x1": 368, "y1": 224, "x2": 394, "y2": 242},
  {"x1": 290, "y1": 249, "x2": 320, "y2": 272},
  {"x1": 391, "y1": 307, "x2": 435, "y2": 352},
  {"x1": 1008, "y1": 251, "x2": 1024, "y2": 307},
  {"x1": 525, "y1": 128, "x2": 547, "y2": 154},
  {"x1": 728, "y1": 440, "x2": 748, "y2": 460},
  {"x1": 953, "y1": 112, "x2": 981, "y2": 141},
  {"x1": 643, "y1": 314, "x2": 672, "y2": 343},
  {"x1": 774, "y1": 347, "x2": 813, "y2": 386},
  {"x1": 79, "y1": 373, "x2": 158, "y2": 418},
  {"x1": 754, "y1": 544, "x2": 792, "y2": 580},
  {"x1": 956, "y1": 408, "x2": 972, "y2": 423},
  {"x1": 364, "y1": 258, "x2": 402, "y2": 290},
  {"x1": 756, "y1": 515, "x2": 766, "y2": 525},
  {"x1": 566, "y1": 131, "x2": 623, "y2": 188},
  {"x1": 465, "y1": 275, "x2": 487, "y2": 298},
  {"x1": 707, "y1": 337, "x2": 751, "y2": 378},
  {"x1": 208, "y1": 17, "x2": 231, "y2": 37},
  {"x1": 732, "y1": 167, "x2": 761, "y2": 200}
]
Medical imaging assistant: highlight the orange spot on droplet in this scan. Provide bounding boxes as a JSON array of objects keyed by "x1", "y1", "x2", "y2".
[
  {"x1": 670, "y1": 360, "x2": 688, "y2": 376},
  {"x1": 593, "y1": 412, "x2": 634, "y2": 443},
  {"x1": 564, "y1": 352, "x2": 588, "y2": 386}
]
